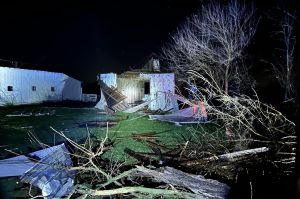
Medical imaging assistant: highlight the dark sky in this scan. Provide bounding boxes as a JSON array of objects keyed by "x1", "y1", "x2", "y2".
[
  {"x1": 0, "y1": 0, "x2": 296, "y2": 84},
  {"x1": 0, "y1": 0, "x2": 202, "y2": 82}
]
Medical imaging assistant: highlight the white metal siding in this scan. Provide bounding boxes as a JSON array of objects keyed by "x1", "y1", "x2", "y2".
[
  {"x1": 140, "y1": 73, "x2": 177, "y2": 111},
  {"x1": 0, "y1": 66, "x2": 82, "y2": 106},
  {"x1": 62, "y1": 76, "x2": 82, "y2": 101}
]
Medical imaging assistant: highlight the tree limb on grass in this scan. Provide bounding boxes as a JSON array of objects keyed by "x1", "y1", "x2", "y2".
[{"x1": 76, "y1": 186, "x2": 196, "y2": 198}]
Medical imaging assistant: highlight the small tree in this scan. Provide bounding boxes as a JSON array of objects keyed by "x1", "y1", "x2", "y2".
[
  {"x1": 272, "y1": 11, "x2": 296, "y2": 102},
  {"x1": 163, "y1": 0, "x2": 257, "y2": 94}
]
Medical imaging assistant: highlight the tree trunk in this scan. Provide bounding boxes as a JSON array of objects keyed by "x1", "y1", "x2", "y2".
[
  {"x1": 184, "y1": 147, "x2": 269, "y2": 167},
  {"x1": 224, "y1": 65, "x2": 230, "y2": 94},
  {"x1": 135, "y1": 166, "x2": 230, "y2": 199}
]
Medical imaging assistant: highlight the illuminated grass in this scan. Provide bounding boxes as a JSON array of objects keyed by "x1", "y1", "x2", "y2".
[
  {"x1": 0, "y1": 105, "x2": 213, "y2": 164},
  {"x1": 95, "y1": 112, "x2": 212, "y2": 164}
]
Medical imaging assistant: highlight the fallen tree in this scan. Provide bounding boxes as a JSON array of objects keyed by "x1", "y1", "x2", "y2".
[
  {"x1": 46, "y1": 126, "x2": 231, "y2": 199},
  {"x1": 74, "y1": 165, "x2": 230, "y2": 199}
]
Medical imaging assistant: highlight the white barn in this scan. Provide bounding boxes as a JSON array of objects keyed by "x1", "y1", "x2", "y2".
[
  {"x1": 96, "y1": 58, "x2": 178, "y2": 111},
  {"x1": 0, "y1": 66, "x2": 82, "y2": 106}
]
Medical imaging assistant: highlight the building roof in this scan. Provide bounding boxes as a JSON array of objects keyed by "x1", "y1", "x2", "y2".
[
  {"x1": 0, "y1": 66, "x2": 81, "y2": 82},
  {"x1": 118, "y1": 70, "x2": 163, "y2": 78}
]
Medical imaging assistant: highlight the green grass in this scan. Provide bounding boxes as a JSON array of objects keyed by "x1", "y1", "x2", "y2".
[
  {"x1": 0, "y1": 105, "x2": 114, "y2": 157},
  {"x1": 93, "y1": 112, "x2": 213, "y2": 164},
  {"x1": 0, "y1": 105, "x2": 214, "y2": 163}
]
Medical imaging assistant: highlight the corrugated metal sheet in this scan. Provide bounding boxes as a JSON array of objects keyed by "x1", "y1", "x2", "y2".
[{"x1": 20, "y1": 144, "x2": 75, "y2": 198}]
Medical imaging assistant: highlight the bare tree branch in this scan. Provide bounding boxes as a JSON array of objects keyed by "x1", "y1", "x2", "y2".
[{"x1": 163, "y1": 0, "x2": 258, "y2": 94}]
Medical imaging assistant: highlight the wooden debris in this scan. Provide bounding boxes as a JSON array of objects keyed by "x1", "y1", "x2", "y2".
[
  {"x1": 124, "y1": 148, "x2": 186, "y2": 164},
  {"x1": 76, "y1": 166, "x2": 229, "y2": 199},
  {"x1": 76, "y1": 121, "x2": 118, "y2": 128},
  {"x1": 124, "y1": 146, "x2": 270, "y2": 181},
  {"x1": 184, "y1": 147, "x2": 269, "y2": 167},
  {"x1": 135, "y1": 166, "x2": 230, "y2": 199},
  {"x1": 123, "y1": 99, "x2": 155, "y2": 113},
  {"x1": 76, "y1": 185, "x2": 196, "y2": 198},
  {"x1": 6, "y1": 109, "x2": 55, "y2": 117},
  {"x1": 210, "y1": 147, "x2": 269, "y2": 162}
]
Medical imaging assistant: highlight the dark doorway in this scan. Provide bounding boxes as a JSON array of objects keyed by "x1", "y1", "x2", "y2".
[
  {"x1": 7, "y1": 86, "x2": 13, "y2": 91},
  {"x1": 144, "y1": 81, "x2": 150, "y2": 95}
]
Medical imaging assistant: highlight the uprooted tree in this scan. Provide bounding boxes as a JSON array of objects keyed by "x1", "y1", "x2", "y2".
[{"x1": 163, "y1": 0, "x2": 258, "y2": 94}]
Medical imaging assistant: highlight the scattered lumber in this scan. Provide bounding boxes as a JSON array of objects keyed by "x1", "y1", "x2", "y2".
[
  {"x1": 6, "y1": 111, "x2": 32, "y2": 117},
  {"x1": 6, "y1": 109, "x2": 55, "y2": 117}
]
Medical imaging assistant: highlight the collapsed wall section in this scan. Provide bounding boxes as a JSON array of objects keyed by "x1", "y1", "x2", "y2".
[{"x1": 95, "y1": 73, "x2": 117, "y2": 110}]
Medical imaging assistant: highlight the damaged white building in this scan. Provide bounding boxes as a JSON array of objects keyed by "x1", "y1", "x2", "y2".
[
  {"x1": 0, "y1": 66, "x2": 82, "y2": 106},
  {"x1": 96, "y1": 58, "x2": 178, "y2": 112}
]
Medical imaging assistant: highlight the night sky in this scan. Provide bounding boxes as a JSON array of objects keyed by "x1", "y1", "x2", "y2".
[
  {"x1": 0, "y1": 1, "x2": 202, "y2": 82},
  {"x1": 0, "y1": 0, "x2": 296, "y2": 84}
]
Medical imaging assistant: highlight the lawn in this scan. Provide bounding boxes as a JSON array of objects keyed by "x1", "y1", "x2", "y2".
[
  {"x1": 92, "y1": 112, "x2": 213, "y2": 164},
  {"x1": 0, "y1": 105, "x2": 114, "y2": 158},
  {"x1": 0, "y1": 105, "x2": 214, "y2": 163}
]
